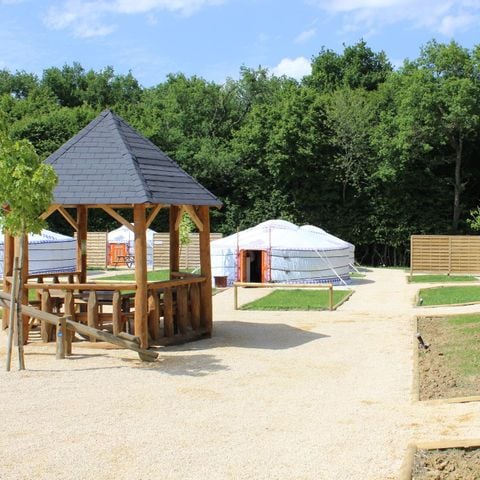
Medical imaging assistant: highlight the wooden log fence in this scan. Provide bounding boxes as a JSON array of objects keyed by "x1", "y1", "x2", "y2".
[
  {"x1": 233, "y1": 282, "x2": 335, "y2": 310},
  {"x1": 0, "y1": 291, "x2": 158, "y2": 362},
  {"x1": 18, "y1": 271, "x2": 210, "y2": 348}
]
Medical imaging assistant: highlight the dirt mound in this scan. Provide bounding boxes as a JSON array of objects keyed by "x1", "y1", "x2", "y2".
[{"x1": 413, "y1": 448, "x2": 480, "y2": 479}]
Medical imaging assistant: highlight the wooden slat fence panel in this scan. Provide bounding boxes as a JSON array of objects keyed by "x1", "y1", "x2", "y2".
[
  {"x1": 153, "y1": 233, "x2": 222, "y2": 270},
  {"x1": 86, "y1": 232, "x2": 107, "y2": 268},
  {"x1": 411, "y1": 235, "x2": 480, "y2": 274}
]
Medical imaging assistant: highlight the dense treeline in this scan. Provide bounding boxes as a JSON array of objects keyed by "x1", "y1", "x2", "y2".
[{"x1": 1, "y1": 40, "x2": 480, "y2": 266}]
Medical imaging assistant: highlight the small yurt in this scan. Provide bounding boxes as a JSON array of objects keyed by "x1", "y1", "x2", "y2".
[
  {"x1": 211, "y1": 220, "x2": 354, "y2": 286},
  {"x1": 107, "y1": 225, "x2": 156, "y2": 267},
  {"x1": 0, "y1": 229, "x2": 76, "y2": 277}
]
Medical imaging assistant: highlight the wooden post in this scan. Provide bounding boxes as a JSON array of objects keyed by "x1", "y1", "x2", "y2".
[
  {"x1": 148, "y1": 291, "x2": 160, "y2": 341},
  {"x1": 40, "y1": 290, "x2": 53, "y2": 342},
  {"x1": 190, "y1": 283, "x2": 201, "y2": 331},
  {"x1": 14, "y1": 235, "x2": 29, "y2": 343},
  {"x1": 77, "y1": 206, "x2": 88, "y2": 283},
  {"x1": 163, "y1": 288, "x2": 174, "y2": 337},
  {"x1": 134, "y1": 204, "x2": 148, "y2": 349},
  {"x1": 198, "y1": 206, "x2": 213, "y2": 333},
  {"x1": 448, "y1": 236, "x2": 452, "y2": 275},
  {"x1": 409, "y1": 235, "x2": 413, "y2": 278},
  {"x1": 169, "y1": 205, "x2": 181, "y2": 276},
  {"x1": 56, "y1": 317, "x2": 66, "y2": 359},
  {"x1": 234, "y1": 284, "x2": 238, "y2": 310},
  {"x1": 5, "y1": 257, "x2": 19, "y2": 371},
  {"x1": 177, "y1": 286, "x2": 189, "y2": 335},
  {"x1": 112, "y1": 290, "x2": 122, "y2": 336},
  {"x1": 2, "y1": 233, "x2": 14, "y2": 330},
  {"x1": 87, "y1": 290, "x2": 98, "y2": 342},
  {"x1": 64, "y1": 290, "x2": 75, "y2": 354}
]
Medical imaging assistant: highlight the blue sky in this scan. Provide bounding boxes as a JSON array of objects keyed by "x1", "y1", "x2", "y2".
[{"x1": 1, "y1": 0, "x2": 480, "y2": 86}]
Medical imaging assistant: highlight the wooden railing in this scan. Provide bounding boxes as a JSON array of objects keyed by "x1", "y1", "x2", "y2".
[
  {"x1": 22, "y1": 271, "x2": 208, "y2": 346},
  {"x1": 0, "y1": 291, "x2": 158, "y2": 362},
  {"x1": 146, "y1": 273, "x2": 208, "y2": 343},
  {"x1": 27, "y1": 271, "x2": 83, "y2": 284}
]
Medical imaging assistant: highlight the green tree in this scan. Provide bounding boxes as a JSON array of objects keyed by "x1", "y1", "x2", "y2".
[
  {"x1": 380, "y1": 41, "x2": 480, "y2": 231},
  {"x1": 0, "y1": 127, "x2": 57, "y2": 369},
  {"x1": 307, "y1": 40, "x2": 392, "y2": 92}
]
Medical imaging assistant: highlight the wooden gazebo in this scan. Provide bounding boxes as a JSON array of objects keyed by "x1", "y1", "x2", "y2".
[{"x1": 2, "y1": 110, "x2": 221, "y2": 350}]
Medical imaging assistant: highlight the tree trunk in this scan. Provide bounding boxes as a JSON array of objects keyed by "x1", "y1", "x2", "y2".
[{"x1": 452, "y1": 137, "x2": 463, "y2": 231}]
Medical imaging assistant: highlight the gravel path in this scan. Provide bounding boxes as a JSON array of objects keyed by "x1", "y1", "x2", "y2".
[{"x1": 1, "y1": 268, "x2": 480, "y2": 479}]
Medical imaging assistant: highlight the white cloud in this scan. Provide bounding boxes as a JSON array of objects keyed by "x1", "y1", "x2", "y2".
[
  {"x1": 272, "y1": 57, "x2": 311, "y2": 80},
  {"x1": 309, "y1": 0, "x2": 480, "y2": 37},
  {"x1": 44, "y1": 0, "x2": 225, "y2": 37},
  {"x1": 438, "y1": 13, "x2": 477, "y2": 36},
  {"x1": 294, "y1": 28, "x2": 316, "y2": 44}
]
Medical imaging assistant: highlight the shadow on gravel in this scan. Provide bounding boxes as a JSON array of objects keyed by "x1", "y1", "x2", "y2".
[{"x1": 168, "y1": 321, "x2": 329, "y2": 351}]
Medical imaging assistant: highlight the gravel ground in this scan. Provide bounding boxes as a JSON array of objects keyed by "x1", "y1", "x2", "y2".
[{"x1": 1, "y1": 268, "x2": 480, "y2": 480}]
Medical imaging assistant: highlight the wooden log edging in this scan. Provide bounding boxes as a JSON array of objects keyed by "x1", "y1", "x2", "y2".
[
  {"x1": 233, "y1": 282, "x2": 336, "y2": 311},
  {"x1": 399, "y1": 439, "x2": 480, "y2": 480},
  {"x1": 0, "y1": 292, "x2": 158, "y2": 362}
]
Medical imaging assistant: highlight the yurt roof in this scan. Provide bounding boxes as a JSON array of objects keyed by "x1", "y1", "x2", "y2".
[
  {"x1": 108, "y1": 225, "x2": 156, "y2": 244},
  {"x1": 300, "y1": 225, "x2": 354, "y2": 249},
  {"x1": 0, "y1": 229, "x2": 74, "y2": 244},
  {"x1": 211, "y1": 220, "x2": 351, "y2": 251}
]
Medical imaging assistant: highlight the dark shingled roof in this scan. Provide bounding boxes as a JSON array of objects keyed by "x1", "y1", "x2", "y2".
[{"x1": 46, "y1": 109, "x2": 222, "y2": 207}]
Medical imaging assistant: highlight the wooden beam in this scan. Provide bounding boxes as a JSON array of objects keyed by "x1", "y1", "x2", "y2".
[
  {"x1": 174, "y1": 205, "x2": 185, "y2": 231},
  {"x1": 169, "y1": 206, "x2": 181, "y2": 275},
  {"x1": 198, "y1": 206, "x2": 213, "y2": 334},
  {"x1": 134, "y1": 204, "x2": 148, "y2": 349},
  {"x1": 100, "y1": 205, "x2": 134, "y2": 232},
  {"x1": 146, "y1": 204, "x2": 164, "y2": 229},
  {"x1": 57, "y1": 207, "x2": 79, "y2": 231},
  {"x1": 76, "y1": 206, "x2": 88, "y2": 283},
  {"x1": 39, "y1": 204, "x2": 59, "y2": 221},
  {"x1": 183, "y1": 205, "x2": 204, "y2": 232}
]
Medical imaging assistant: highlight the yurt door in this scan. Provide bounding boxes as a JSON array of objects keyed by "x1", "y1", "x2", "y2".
[
  {"x1": 239, "y1": 250, "x2": 267, "y2": 283},
  {"x1": 261, "y1": 250, "x2": 270, "y2": 282}
]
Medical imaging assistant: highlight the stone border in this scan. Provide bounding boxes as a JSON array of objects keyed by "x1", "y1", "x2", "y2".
[
  {"x1": 414, "y1": 314, "x2": 480, "y2": 404},
  {"x1": 399, "y1": 440, "x2": 480, "y2": 480}
]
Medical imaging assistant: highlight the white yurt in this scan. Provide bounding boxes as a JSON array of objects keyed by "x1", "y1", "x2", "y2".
[
  {"x1": 107, "y1": 225, "x2": 157, "y2": 267},
  {"x1": 0, "y1": 229, "x2": 76, "y2": 277},
  {"x1": 211, "y1": 219, "x2": 354, "y2": 286},
  {"x1": 300, "y1": 225, "x2": 355, "y2": 267}
]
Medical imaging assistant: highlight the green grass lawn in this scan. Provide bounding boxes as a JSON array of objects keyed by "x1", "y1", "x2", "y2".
[
  {"x1": 409, "y1": 274, "x2": 476, "y2": 283},
  {"x1": 95, "y1": 269, "x2": 171, "y2": 282},
  {"x1": 443, "y1": 314, "x2": 480, "y2": 377},
  {"x1": 418, "y1": 285, "x2": 480, "y2": 306},
  {"x1": 241, "y1": 289, "x2": 351, "y2": 311}
]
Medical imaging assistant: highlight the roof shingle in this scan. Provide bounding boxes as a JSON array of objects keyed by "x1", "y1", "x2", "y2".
[{"x1": 46, "y1": 109, "x2": 222, "y2": 207}]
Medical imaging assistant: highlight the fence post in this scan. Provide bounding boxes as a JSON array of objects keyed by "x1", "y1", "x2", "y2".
[
  {"x1": 448, "y1": 236, "x2": 452, "y2": 275},
  {"x1": 56, "y1": 317, "x2": 67, "y2": 359}
]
